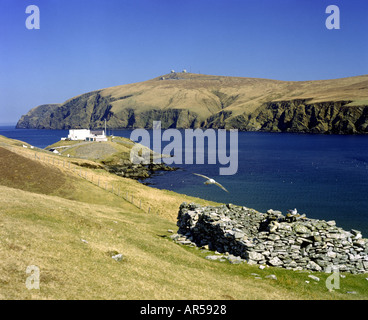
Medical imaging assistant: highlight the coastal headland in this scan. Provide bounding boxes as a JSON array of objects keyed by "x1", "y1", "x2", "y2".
[
  {"x1": 0, "y1": 134, "x2": 367, "y2": 300},
  {"x1": 16, "y1": 73, "x2": 368, "y2": 134}
]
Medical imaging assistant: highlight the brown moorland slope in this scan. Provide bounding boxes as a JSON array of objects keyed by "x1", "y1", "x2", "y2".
[
  {"x1": 16, "y1": 73, "x2": 368, "y2": 134},
  {"x1": 0, "y1": 147, "x2": 67, "y2": 195},
  {"x1": 1, "y1": 137, "x2": 368, "y2": 300}
]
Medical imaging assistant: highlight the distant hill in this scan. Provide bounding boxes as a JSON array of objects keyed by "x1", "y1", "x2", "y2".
[{"x1": 16, "y1": 72, "x2": 368, "y2": 134}]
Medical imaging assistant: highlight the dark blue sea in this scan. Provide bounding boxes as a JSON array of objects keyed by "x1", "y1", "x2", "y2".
[{"x1": 1, "y1": 126, "x2": 368, "y2": 237}]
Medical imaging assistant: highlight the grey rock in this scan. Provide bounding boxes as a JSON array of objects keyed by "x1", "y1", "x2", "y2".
[
  {"x1": 353, "y1": 239, "x2": 366, "y2": 248},
  {"x1": 265, "y1": 274, "x2": 277, "y2": 280},
  {"x1": 307, "y1": 261, "x2": 322, "y2": 271},
  {"x1": 351, "y1": 229, "x2": 361, "y2": 236},
  {"x1": 170, "y1": 233, "x2": 180, "y2": 240},
  {"x1": 178, "y1": 240, "x2": 193, "y2": 245},
  {"x1": 205, "y1": 255, "x2": 224, "y2": 261},
  {"x1": 247, "y1": 251, "x2": 264, "y2": 261},
  {"x1": 308, "y1": 275, "x2": 320, "y2": 282},
  {"x1": 293, "y1": 224, "x2": 310, "y2": 234},
  {"x1": 327, "y1": 251, "x2": 337, "y2": 258},
  {"x1": 112, "y1": 253, "x2": 123, "y2": 262},
  {"x1": 227, "y1": 255, "x2": 244, "y2": 264},
  {"x1": 234, "y1": 231, "x2": 245, "y2": 239},
  {"x1": 268, "y1": 234, "x2": 281, "y2": 241},
  {"x1": 268, "y1": 256, "x2": 283, "y2": 266}
]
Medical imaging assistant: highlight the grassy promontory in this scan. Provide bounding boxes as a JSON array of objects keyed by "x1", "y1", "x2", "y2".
[
  {"x1": 16, "y1": 73, "x2": 368, "y2": 134},
  {"x1": 0, "y1": 135, "x2": 367, "y2": 300}
]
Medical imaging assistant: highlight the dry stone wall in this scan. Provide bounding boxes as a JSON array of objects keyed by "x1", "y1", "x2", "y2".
[{"x1": 175, "y1": 203, "x2": 368, "y2": 274}]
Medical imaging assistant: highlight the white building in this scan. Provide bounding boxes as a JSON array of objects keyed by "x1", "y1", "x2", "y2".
[{"x1": 66, "y1": 129, "x2": 107, "y2": 142}]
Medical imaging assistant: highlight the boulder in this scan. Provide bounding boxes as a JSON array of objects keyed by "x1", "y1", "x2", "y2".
[
  {"x1": 268, "y1": 256, "x2": 283, "y2": 267},
  {"x1": 111, "y1": 253, "x2": 123, "y2": 262}
]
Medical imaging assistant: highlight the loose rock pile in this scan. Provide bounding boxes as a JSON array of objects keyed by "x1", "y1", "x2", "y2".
[{"x1": 175, "y1": 203, "x2": 368, "y2": 274}]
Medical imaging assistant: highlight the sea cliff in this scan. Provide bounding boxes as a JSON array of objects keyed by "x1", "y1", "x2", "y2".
[{"x1": 16, "y1": 73, "x2": 368, "y2": 134}]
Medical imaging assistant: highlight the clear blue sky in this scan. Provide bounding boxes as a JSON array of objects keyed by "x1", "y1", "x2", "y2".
[{"x1": 0, "y1": 0, "x2": 367, "y2": 124}]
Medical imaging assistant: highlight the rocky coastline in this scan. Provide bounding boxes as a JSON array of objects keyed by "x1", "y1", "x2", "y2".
[
  {"x1": 104, "y1": 162, "x2": 178, "y2": 181},
  {"x1": 16, "y1": 99, "x2": 368, "y2": 135},
  {"x1": 15, "y1": 73, "x2": 368, "y2": 135}
]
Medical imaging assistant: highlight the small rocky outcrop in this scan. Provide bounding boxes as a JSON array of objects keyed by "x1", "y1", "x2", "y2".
[
  {"x1": 175, "y1": 203, "x2": 368, "y2": 274},
  {"x1": 105, "y1": 162, "x2": 177, "y2": 180}
]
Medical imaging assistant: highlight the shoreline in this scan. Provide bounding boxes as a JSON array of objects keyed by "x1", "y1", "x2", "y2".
[
  {"x1": 2, "y1": 130, "x2": 368, "y2": 238},
  {"x1": 2, "y1": 135, "x2": 368, "y2": 275},
  {"x1": 9, "y1": 125, "x2": 368, "y2": 136},
  {"x1": 105, "y1": 162, "x2": 179, "y2": 181}
]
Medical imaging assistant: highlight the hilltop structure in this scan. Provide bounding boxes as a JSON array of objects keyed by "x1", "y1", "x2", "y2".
[{"x1": 63, "y1": 129, "x2": 107, "y2": 142}]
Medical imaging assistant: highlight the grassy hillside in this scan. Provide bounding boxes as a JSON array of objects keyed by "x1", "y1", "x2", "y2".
[
  {"x1": 16, "y1": 73, "x2": 368, "y2": 133},
  {"x1": 101, "y1": 73, "x2": 368, "y2": 119},
  {"x1": 0, "y1": 136, "x2": 367, "y2": 300},
  {"x1": 46, "y1": 136, "x2": 133, "y2": 163}
]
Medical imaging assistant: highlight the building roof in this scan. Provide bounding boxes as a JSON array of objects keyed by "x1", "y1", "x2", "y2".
[{"x1": 90, "y1": 130, "x2": 104, "y2": 136}]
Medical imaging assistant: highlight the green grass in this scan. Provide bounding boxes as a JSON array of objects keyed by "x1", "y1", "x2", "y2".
[
  {"x1": 174, "y1": 239, "x2": 368, "y2": 300},
  {"x1": 0, "y1": 139, "x2": 367, "y2": 300},
  {"x1": 46, "y1": 136, "x2": 133, "y2": 164},
  {"x1": 1, "y1": 183, "x2": 367, "y2": 300}
]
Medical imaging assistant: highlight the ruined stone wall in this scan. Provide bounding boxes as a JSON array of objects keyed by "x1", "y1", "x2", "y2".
[{"x1": 176, "y1": 203, "x2": 368, "y2": 274}]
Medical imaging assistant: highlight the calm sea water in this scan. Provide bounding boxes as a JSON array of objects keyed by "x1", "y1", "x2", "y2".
[{"x1": 1, "y1": 126, "x2": 368, "y2": 236}]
